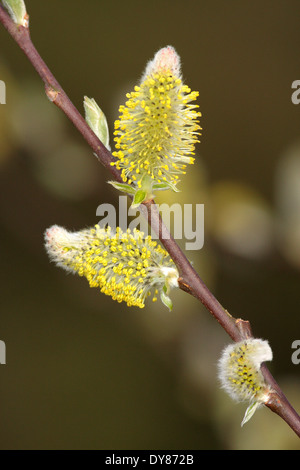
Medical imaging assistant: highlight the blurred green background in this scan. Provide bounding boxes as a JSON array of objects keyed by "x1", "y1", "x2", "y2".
[{"x1": 0, "y1": 0, "x2": 300, "y2": 450}]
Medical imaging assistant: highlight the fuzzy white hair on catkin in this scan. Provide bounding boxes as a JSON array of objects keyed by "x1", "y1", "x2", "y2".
[
  {"x1": 141, "y1": 46, "x2": 182, "y2": 82},
  {"x1": 217, "y1": 338, "x2": 273, "y2": 403}
]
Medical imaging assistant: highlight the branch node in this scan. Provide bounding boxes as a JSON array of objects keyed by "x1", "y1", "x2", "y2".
[
  {"x1": 178, "y1": 277, "x2": 193, "y2": 295},
  {"x1": 235, "y1": 318, "x2": 253, "y2": 340},
  {"x1": 45, "y1": 84, "x2": 59, "y2": 103},
  {"x1": 23, "y1": 12, "x2": 29, "y2": 28}
]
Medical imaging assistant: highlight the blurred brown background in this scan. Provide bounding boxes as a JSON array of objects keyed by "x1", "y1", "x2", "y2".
[{"x1": 0, "y1": 0, "x2": 300, "y2": 450}]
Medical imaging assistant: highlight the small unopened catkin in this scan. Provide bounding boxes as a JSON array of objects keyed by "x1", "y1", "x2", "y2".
[{"x1": 218, "y1": 338, "x2": 273, "y2": 404}]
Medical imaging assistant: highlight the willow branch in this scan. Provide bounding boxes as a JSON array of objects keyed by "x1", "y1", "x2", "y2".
[{"x1": 1, "y1": 5, "x2": 299, "y2": 438}]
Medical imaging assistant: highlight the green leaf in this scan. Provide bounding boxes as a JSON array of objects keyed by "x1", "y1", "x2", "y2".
[
  {"x1": 160, "y1": 286, "x2": 173, "y2": 311},
  {"x1": 108, "y1": 181, "x2": 136, "y2": 195},
  {"x1": 241, "y1": 401, "x2": 261, "y2": 427},
  {"x1": 2, "y1": 0, "x2": 27, "y2": 26},
  {"x1": 152, "y1": 182, "x2": 172, "y2": 191},
  {"x1": 131, "y1": 189, "x2": 147, "y2": 208},
  {"x1": 84, "y1": 96, "x2": 110, "y2": 150},
  {"x1": 165, "y1": 181, "x2": 181, "y2": 193},
  {"x1": 152, "y1": 180, "x2": 180, "y2": 193}
]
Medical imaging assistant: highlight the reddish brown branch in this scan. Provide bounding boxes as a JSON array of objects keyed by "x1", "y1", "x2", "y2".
[{"x1": 1, "y1": 5, "x2": 299, "y2": 438}]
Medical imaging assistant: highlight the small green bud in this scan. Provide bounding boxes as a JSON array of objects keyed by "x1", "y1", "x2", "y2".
[
  {"x1": 131, "y1": 189, "x2": 147, "y2": 208},
  {"x1": 109, "y1": 176, "x2": 153, "y2": 209},
  {"x1": 2, "y1": 0, "x2": 28, "y2": 27},
  {"x1": 84, "y1": 96, "x2": 110, "y2": 150}
]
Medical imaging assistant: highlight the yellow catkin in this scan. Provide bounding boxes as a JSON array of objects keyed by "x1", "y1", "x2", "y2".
[
  {"x1": 44, "y1": 224, "x2": 178, "y2": 309},
  {"x1": 111, "y1": 46, "x2": 201, "y2": 189}
]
